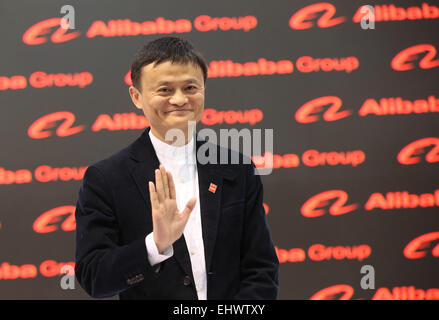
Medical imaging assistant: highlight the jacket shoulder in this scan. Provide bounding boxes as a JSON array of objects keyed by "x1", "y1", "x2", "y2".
[{"x1": 86, "y1": 140, "x2": 136, "y2": 176}]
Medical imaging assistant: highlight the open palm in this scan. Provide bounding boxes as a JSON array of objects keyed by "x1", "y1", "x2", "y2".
[{"x1": 148, "y1": 164, "x2": 196, "y2": 253}]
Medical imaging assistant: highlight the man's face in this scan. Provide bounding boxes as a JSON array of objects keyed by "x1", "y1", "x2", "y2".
[{"x1": 129, "y1": 60, "x2": 205, "y2": 140}]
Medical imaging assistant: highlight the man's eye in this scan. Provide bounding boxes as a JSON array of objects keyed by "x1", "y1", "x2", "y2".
[
  {"x1": 186, "y1": 86, "x2": 196, "y2": 90},
  {"x1": 159, "y1": 88, "x2": 170, "y2": 92}
]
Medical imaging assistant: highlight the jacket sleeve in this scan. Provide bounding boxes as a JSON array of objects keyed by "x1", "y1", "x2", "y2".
[
  {"x1": 233, "y1": 163, "x2": 280, "y2": 300},
  {"x1": 74, "y1": 165, "x2": 162, "y2": 298}
]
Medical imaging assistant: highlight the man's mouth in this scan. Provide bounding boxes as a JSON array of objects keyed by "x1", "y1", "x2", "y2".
[{"x1": 166, "y1": 109, "x2": 193, "y2": 114}]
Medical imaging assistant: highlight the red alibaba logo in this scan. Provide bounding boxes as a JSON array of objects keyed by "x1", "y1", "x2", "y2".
[
  {"x1": 28, "y1": 111, "x2": 85, "y2": 139},
  {"x1": 397, "y1": 137, "x2": 439, "y2": 165},
  {"x1": 310, "y1": 284, "x2": 354, "y2": 300},
  {"x1": 263, "y1": 203, "x2": 269, "y2": 215},
  {"x1": 289, "y1": 3, "x2": 345, "y2": 30},
  {"x1": 391, "y1": 44, "x2": 439, "y2": 71},
  {"x1": 403, "y1": 232, "x2": 439, "y2": 259},
  {"x1": 295, "y1": 96, "x2": 352, "y2": 123},
  {"x1": 301, "y1": 190, "x2": 358, "y2": 218},
  {"x1": 23, "y1": 18, "x2": 80, "y2": 45},
  {"x1": 125, "y1": 71, "x2": 133, "y2": 86},
  {"x1": 33, "y1": 206, "x2": 76, "y2": 233}
]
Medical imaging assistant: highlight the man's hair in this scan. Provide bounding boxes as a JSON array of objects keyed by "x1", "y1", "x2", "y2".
[{"x1": 130, "y1": 36, "x2": 208, "y2": 91}]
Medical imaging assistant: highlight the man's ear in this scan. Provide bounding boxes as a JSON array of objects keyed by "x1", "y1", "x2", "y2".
[{"x1": 129, "y1": 85, "x2": 143, "y2": 110}]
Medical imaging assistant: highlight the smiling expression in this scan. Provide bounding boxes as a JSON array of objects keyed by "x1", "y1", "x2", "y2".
[{"x1": 129, "y1": 60, "x2": 205, "y2": 142}]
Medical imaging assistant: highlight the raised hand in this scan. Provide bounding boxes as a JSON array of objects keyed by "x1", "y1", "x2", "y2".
[{"x1": 148, "y1": 164, "x2": 197, "y2": 253}]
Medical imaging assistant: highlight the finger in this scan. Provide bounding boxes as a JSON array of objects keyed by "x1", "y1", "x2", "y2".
[
  {"x1": 160, "y1": 165, "x2": 170, "y2": 199},
  {"x1": 148, "y1": 181, "x2": 159, "y2": 211},
  {"x1": 155, "y1": 169, "x2": 165, "y2": 203},
  {"x1": 180, "y1": 197, "x2": 197, "y2": 221},
  {"x1": 167, "y1": 171, "x2": 176, "y2": 200}
]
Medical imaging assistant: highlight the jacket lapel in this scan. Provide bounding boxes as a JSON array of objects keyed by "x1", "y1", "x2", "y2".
[
  {"x1": 128, "y1": 128, "x2": 193, "y2": 279},
  {"x1": 195, "y1": 138, "x2": 238, "y2": 297},
  {"x1": 195, "y1": 139, "x2": 223, "y2": 274}
]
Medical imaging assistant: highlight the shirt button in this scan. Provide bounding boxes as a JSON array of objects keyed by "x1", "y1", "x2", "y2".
[
  {"x1": 180, "y1": 177, "x2": 185, "y2": 183},
  {"x1": 190, "y1": 249, "x2": 196, "y2": 255}
]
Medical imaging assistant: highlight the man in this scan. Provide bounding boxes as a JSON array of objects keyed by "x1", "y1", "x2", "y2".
[{"x1": 74, "y1": 36, "x2": 279, "y2": 299}]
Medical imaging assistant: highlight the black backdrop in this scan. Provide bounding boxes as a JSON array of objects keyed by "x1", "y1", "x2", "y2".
[{"x1": 0, "y1": 0, "x2": 438, "y2": 299}]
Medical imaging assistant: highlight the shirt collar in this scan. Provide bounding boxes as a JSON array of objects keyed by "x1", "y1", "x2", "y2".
[{"x1": 149, "y1": 129, "x2": 196, "y2": 164}]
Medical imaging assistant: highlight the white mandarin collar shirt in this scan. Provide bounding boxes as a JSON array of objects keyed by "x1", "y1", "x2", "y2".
[{"x1": 144, "y1": 129, "x2": 207, "y2": 300}]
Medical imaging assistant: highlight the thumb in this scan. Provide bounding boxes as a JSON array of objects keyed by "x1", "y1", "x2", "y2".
[{"x1": 180, "y1": 197, "x2": 197, "y2": 220}]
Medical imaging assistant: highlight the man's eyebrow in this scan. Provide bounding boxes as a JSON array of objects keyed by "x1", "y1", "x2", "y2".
[{"x1": 155, "y1": 78, "x2": 200, "y2": 87}]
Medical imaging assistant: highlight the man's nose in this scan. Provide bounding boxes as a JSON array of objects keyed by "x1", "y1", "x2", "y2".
[{"x1": 169, "y1": 90, "x2": 188, "y2": 106}]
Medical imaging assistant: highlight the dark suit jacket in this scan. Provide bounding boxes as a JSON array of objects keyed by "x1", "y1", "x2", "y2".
[{"x1": 74, "y1": 127, "x2": 279, "y2": 299}]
